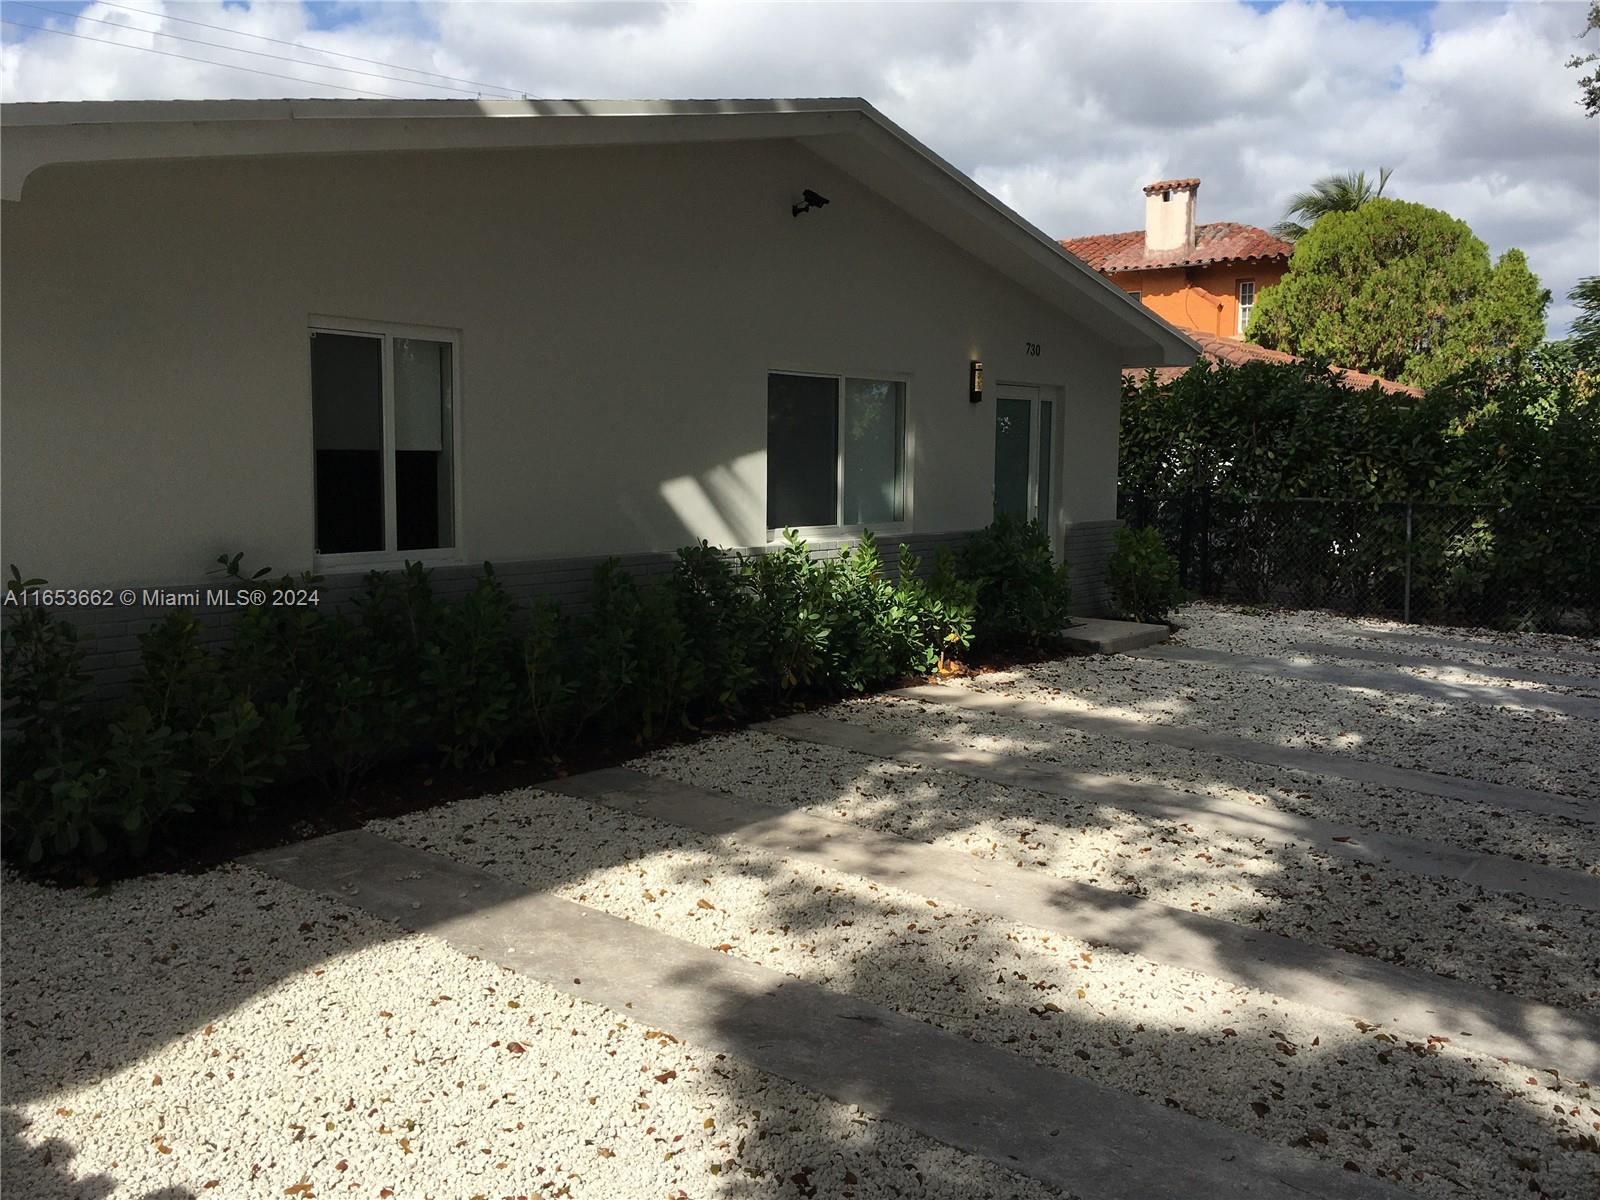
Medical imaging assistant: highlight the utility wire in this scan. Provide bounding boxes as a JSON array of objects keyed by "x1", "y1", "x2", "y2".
[
  {"x1": 0, "y1": 17, "x2": 410, "y2": 98},
  {"x1": 91, "y1": 0, "x2": 530, "y2": 97},
  {"x1": 6, "y1": 2, "x2": 487, "y2": 96}
]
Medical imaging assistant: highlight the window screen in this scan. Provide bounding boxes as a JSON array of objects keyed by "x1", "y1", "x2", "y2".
[
  {"x1": 842, "y1": 379, "x2": 905, "y2": 525},
  {"x1": 394, "y1": 337, "x2": 455, "y2": 551}
]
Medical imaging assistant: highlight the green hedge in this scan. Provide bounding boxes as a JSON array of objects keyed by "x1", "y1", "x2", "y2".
[
  {"x1": 2, "y1": 520, "x2": 1069, "y2": 867},
  {"x1": 1107, "y1": 526, "x2": 1182, "y2": 625},
  {"x1": 1120, "y1": 344, "x2": 1600, "y2": 630}
]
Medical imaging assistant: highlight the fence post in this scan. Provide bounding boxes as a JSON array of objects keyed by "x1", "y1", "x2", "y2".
[
  {"x1": 1403, "y1": 501, "x2": 1413, "y2": 624},
  {"x1": 1177, "y1": 490, "x2": 1193, "y2": 590}
]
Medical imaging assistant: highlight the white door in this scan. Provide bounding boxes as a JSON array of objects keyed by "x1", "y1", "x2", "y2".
[{"x1": 993, "y1": 385, "x2": 1056, "y2": 538}]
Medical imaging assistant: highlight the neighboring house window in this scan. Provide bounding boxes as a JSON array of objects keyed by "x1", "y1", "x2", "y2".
[
  {"x1": 1236, "y1": 280, "x2": 1256, "y2": 334},
  {"x1": 1128, "y1": 290, "x2": 1142, "y2": 303},
  {"x1": 311, "y1": 321, "x2": 457, "y2": 559},
  {"x1": 767, "y1": 371, "x2": 906, "y2": 531}
]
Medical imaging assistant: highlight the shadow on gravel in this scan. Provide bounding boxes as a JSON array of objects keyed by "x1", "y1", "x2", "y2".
[{"x1": 4, "y1": 661, "x2": 1597, "y2": 1199}]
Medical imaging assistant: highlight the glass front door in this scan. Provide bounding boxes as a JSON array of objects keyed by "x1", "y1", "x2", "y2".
[{"x1": 993, "y1": 386, "x2": 1057, "y2": 537}]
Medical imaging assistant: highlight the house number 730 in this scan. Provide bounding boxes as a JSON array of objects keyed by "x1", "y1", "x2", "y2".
[{"x1": 1024, "y1": 342, "x2": 1041, "y2": 356}]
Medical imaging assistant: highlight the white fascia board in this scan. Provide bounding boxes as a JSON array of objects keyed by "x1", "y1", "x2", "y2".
[{"x1": 0, "y1": 98, "x2": 865, "y2": 200}]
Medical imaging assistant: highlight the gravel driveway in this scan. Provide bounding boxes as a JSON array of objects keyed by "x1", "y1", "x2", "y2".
[{"x1": 4, "y1": 604, "x2": 1597, "y2": 1199}]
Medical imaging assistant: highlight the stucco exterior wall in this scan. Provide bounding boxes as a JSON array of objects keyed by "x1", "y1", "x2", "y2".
[
  {"x1": 2, "y1": 138, "x2": 1124, "y2": 591},
  {"x1": 1115, "y1": 263, "x2": 1283, "y2": 339}
]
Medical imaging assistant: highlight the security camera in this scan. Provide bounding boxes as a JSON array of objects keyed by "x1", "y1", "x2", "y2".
[{"x1": 792, "y1": 189, "x2": 831, "y2": 217}]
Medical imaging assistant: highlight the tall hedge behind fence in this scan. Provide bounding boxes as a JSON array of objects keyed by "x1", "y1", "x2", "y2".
[
  {"x1": 1119, "y1": 492, "x2": 1600, "y2": 633},
  {"x1": 1119, "y1": 342, "x2": 1600, "y2": 632}
]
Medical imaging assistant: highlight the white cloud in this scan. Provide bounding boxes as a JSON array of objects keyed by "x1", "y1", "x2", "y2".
[{"x1": 2, "y1": 0, "x2": 1596, "y2": 331}]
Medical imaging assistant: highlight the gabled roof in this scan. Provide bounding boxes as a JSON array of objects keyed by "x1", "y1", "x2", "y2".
[
  {"x1": 1062, "y1": 222, "x2": 1292, "y2": 274},
  {"x1": 0, "y1": 96, "x2": 1199, "y2": 369},
  {"x1": 1129, "y1": 332, "x2": 1422, "y2": 397}
]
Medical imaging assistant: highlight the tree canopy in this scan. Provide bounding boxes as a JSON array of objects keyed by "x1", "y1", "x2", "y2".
[
  {"x1": 1568, "y1": 276, "x2": 1600, "y2": 360},
  {"x1": 1569, "y1": 2, "x2": 1600, "y2": 117},
  {"x1": 1246, "y1": 199, "x2": 1548, "y2": 390}
]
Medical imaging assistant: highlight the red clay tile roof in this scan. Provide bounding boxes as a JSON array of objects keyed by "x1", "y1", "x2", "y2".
[
  {"x1": 1142, "y1": 177, "x2": 1200, "y2": 195},
  {"x1": 1061, "y1": 222, "x2": 1292, "y2": 273},
  {"x1": 1129, "y1": 332, "x2": 1422, "y2": 397}
]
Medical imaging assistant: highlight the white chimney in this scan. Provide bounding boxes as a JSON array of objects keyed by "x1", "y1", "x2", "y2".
[{"x1": 1143, "y1": 178, "x2": 1199, "y2": 254}]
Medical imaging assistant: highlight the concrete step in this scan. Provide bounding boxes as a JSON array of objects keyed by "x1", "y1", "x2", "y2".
[{"x1": 1061, "y1": 617, "x2": 1171, "y2": 654}]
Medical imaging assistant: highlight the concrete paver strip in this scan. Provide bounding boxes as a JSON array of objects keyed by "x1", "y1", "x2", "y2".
[
  {"x1": 1335, "y1": 626, "x2": 1600, "y2": 671},
  {"x1": 892, "y1": 683, "x2": 1596, "y2": 826},
  {"x1": 1286, "y1": 641, "x2": 1600, "y2": 691},
  {"x1": 548, "y1": 766, "x2": 1600, "y2": 1079},
  {"x1": 244, "y1": 830, "x2": 1412, "y2": 1200},
  {"x1": 1133, "y1": 644, "x2": 1600, "y2": 720},
  {"x1": 766, "y1": 710, "x2": 1599, "y2": 911}
]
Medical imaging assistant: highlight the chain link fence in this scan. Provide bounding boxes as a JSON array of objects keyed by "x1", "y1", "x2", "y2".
[{"x1": 1118, "y1": 492, "x2": 1600, "y2": 634}]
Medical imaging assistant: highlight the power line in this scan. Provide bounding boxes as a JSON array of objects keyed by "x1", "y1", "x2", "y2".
[
  {"x1": 7, "y1": 2, "x2": 489, "y2": 96},
  {"x1": 92, "y1": 0, "x2": 530, "y2": 97},
  {"x1": 0, "y1": 17, "x2": 409, "y2": 98}
]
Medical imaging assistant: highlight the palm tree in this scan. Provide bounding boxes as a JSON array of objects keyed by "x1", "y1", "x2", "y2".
[{"x1": 1272, "y1": 167, "x2": 1394, "y2": 241}]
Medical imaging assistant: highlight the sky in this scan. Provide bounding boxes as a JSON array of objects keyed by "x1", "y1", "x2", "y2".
[{"x1": 3, "y1": 1, "x2": 1597, "y2": 335}]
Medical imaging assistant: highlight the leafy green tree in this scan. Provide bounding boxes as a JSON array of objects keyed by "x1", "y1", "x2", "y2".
[
  {"x1": 1569, "y1": 2, "x2": 1600, "y2": 117},
  {"x1": 1474, "y1": 248, "x2": 1550, "y2": 354},
  {"x1": 1567, "y1": 276, "x2": 1600, "y2": 360},
  {"x1": 1271, "y1": 167, "x2": 1392, "y2": 242},
  {"x1": 1246, "y1": 199, "x2": 1547, "y2": 390}
]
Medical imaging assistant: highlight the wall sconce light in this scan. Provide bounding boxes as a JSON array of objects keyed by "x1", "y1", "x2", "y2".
[{"x1": 969, "y1": 359, "x2": 984, "y2": 404}]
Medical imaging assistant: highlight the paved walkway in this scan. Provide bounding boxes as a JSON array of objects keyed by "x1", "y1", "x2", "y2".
[
  {"x1": 1330, "y1": 626, "x2": 1600, "y2": 671},
  {"x1": 780, "y1": 710, "x2": 1598, "y2": 908},
  {"x1": 546, "y1": 766, "x2": 1600, "y2": 1075},
  {"x1": 1132, "y1": 644, "x2": 1600, "y2": 720},
  {"x1": 893, "y1": 683, "x2": 1596, "y2": 825},
  {"x1": 248, "y1": 829, "x2": 1411, "y2": 1200},
  {"x1": 1287, "y1": 642, "x2": 1600, "y2": 692}
]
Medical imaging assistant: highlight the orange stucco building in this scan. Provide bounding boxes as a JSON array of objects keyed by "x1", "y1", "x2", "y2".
[{"x1": 1061, "y1": 179, "x2": 1291, "y2": 340}]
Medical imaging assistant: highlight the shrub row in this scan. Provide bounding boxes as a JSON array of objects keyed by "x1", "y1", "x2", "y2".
[
  {"x1": 3, "y1": 518, "x2": 1070, "y2": 867},
  {"x1": 1106, "y1": 526, "x2": 1183, "y2": 625}
]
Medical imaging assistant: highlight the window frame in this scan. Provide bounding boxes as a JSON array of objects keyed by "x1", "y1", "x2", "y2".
[
  {"x1": 764, "y1": 366, "x2": 913, "y2": 543},
  {"x1": 308, "y1": 315, "x2": 464, "y2": 571},
  {"x1": 1236, "y1": 279, "x2": 1256, "y2": 335}
]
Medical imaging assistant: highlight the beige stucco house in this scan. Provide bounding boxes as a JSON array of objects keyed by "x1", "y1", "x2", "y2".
[{"x1": 1, "y1": 98, "x2": 1194, "y2": 682}]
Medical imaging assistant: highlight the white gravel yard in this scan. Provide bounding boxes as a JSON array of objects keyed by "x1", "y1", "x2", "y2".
[
  {"x1": 637, "y1": 730, "x2": 1600, "y2": 1011},
  {"x1": 958, "y1": 621, "x2": 1598, "y2": 799},
  {"x1": 373, "y1": 789, "x2": 1599, "y2": 1200},
  {"x1": 1, "y1": 866, "x2": 1059, "y2": 1200},
  {"x1": 851, "y1": 693, "x2": 1600, "y2": 875},
  {"x1": 6, "y1": 603, "x2": 1598, "y2": 1200},
  {"x1": 1176, "y1": 605, "x2": 1600, "y2": 691}
]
